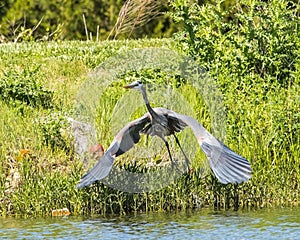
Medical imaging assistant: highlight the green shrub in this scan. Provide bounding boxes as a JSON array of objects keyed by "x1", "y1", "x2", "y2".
[
  {"x1": 170, "y1": 0, "x2": 299, "y2": 87},
  {"x1": 170, "y1": 0, "x2": 300, "y2": 144},
  {"x1": 38, "y1": 111, "x2": 73, "y2": 152},
  {"x1": 169, "y1": 0, "x2": 300, "y2": 206},
  {"x1": 0, "y1": 66, "x2": 54, "y2": 108}
]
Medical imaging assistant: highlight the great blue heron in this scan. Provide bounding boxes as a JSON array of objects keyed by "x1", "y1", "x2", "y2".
[{"x1": 77, "y1": 80, "x2": 251, "y2": 188}]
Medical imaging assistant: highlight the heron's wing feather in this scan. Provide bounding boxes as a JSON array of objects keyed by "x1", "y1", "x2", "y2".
[
  {"x1": 167, "y1": 111, "x2": 252, "y2": 184},
  {"x1": 115, "y1": 113, "x2": 151, "y2": 156},
  {"x1": 77, "y1": 114, "x2": 150, "y2": 188},
  {"x1": 76, "y1": 151, "x2": 114, "y2": 189}
]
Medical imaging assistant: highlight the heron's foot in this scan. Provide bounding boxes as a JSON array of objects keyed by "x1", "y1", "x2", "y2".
[
  {"x1": 170, "y1": 159, "x2": 185, "y2": 174},
  {"x1": 184, "y1": 157, "x2": 191, "y2": 173},
  {"x1": 186, "y1": 165, "x2": 191, "y2": 174}
]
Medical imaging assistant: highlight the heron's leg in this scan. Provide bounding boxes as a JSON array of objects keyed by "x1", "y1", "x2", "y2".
[
  {"x1": 163, "y1": 139, "x2": 182, "y2": 173},
  {"x1": 141, "y1": 125, "x2": 151, "y2": 147},
  {"x1": 173, "y1": 134, "x2": 190, "y2": 171},
  {"x1": 146, "y1": 134, "x2": 149, "y2": 147}
]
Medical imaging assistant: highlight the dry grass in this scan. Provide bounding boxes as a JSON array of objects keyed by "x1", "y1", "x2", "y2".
[{"x1": 108, "y1": 0, "x2": 163, "y2": 39}]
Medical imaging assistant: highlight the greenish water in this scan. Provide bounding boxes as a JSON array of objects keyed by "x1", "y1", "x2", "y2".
[{"x1": 1, "y1": 208, "x2": 299, "y2": 239}]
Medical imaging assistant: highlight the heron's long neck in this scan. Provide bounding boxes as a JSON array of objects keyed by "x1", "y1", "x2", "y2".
[{"x1": 140, "y1": 86, "x2": 159, "y2": 119}]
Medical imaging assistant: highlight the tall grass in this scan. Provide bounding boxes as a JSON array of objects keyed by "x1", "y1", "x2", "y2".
[{"x1": 0, "y1": 37, "x2": 299, "y2": 217}]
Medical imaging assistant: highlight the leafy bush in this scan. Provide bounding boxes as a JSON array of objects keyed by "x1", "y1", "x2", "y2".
[
  {"x1": 170, "y1": 0, "x2": 299, "y2": 87},
  {"x1": 38, "y1": 111, "x2": 73, "y2": 152},
  {"x1": 170, "y1": 0, "x2": 300, "y2": 202},
  {"x1": 0, "y1": 68, "x2": 53, "y2": 108},
  {"x1": 0, "y1": 67, "x2": 54, "y2": 108},
  {"x1": 170, "y1": 0, "x2": 300, "y2": 139}
]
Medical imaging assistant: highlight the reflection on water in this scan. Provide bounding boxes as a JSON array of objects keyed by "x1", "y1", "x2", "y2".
[{"x1": 1, "y1": 208, "x2": 299, "y2": 239}]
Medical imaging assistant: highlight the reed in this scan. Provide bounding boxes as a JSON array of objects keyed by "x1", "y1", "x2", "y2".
[{"x1": 108, "y1": 0, "x2": 163, "y2": 39}]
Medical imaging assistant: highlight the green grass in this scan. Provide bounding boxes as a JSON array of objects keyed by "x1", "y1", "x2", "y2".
[{"x1": 0, "y1": 39, "x2": 299, "y2": 217}]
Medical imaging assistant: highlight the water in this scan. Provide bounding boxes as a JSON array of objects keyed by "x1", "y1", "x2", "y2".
[{"x1": 1, "y1": 208, "x2": 299, "y2": 239}]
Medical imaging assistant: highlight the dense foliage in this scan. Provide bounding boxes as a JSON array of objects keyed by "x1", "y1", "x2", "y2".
[
  {"x1": 170, "y1": 0, "x2": 300, "y2": 86},
  {"x1": 170, "y1": 0, "x2": 300, "y2": 206},
  {"x1": 0, "y1": 66, "x2": 54, "y2": 108},
  {"x1": 0, "y1": 0, "x2": 299, "y2": 217},
  {"x1": 0, "y1": 0, "x2": 177, "y2": 41}
]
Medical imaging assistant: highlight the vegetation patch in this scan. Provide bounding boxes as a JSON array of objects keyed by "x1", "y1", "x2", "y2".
[
  {"x1": 0, "y1": 0, "x2": 299, "y2": 217},
  {"x1": 0, "y1": 66, "x2": 54, "y2": 109}
]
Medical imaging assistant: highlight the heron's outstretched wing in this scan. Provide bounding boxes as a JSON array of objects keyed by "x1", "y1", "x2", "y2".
[
  {"x1": 77, "y1": 114, "x2": 151, "y2": 188},
  {"x1": 167, "y1": 111, "x2": 252, "y2": 184}
]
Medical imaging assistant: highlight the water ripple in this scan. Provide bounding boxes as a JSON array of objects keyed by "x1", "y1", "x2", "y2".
[{"x1": 1, "y1": 208, "x2": 299, "y2": 239}]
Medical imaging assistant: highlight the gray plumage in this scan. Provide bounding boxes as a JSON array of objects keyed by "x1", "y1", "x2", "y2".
[{"x1": 77, "y1": 81, "x2": 251, "y2": 189}]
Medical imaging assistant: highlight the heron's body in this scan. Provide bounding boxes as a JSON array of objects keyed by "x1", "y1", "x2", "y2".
[
  {"x1": 142, "y1": 108, "x2": 185, "y2": 137},
  {"x1": 77, "y1": 81, "x2": 252, "y2": 189}
]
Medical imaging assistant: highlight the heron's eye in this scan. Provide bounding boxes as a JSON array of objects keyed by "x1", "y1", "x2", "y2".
[{"x1": 137, "y1": 80, "x2": 142, "y2": 84}]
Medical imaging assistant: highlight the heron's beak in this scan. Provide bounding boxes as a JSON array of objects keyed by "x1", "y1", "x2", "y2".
[
  {"x1": 123, "y1": 84, "x2": 131, "y2": 89},
  {"x1": 123, "y1": 83, "x2": 136, "y2": 89}
]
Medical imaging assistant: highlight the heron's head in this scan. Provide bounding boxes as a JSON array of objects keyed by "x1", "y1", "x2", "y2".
[{"x1": 123, "y1": 80, "x2": 144, "y2": 91}]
